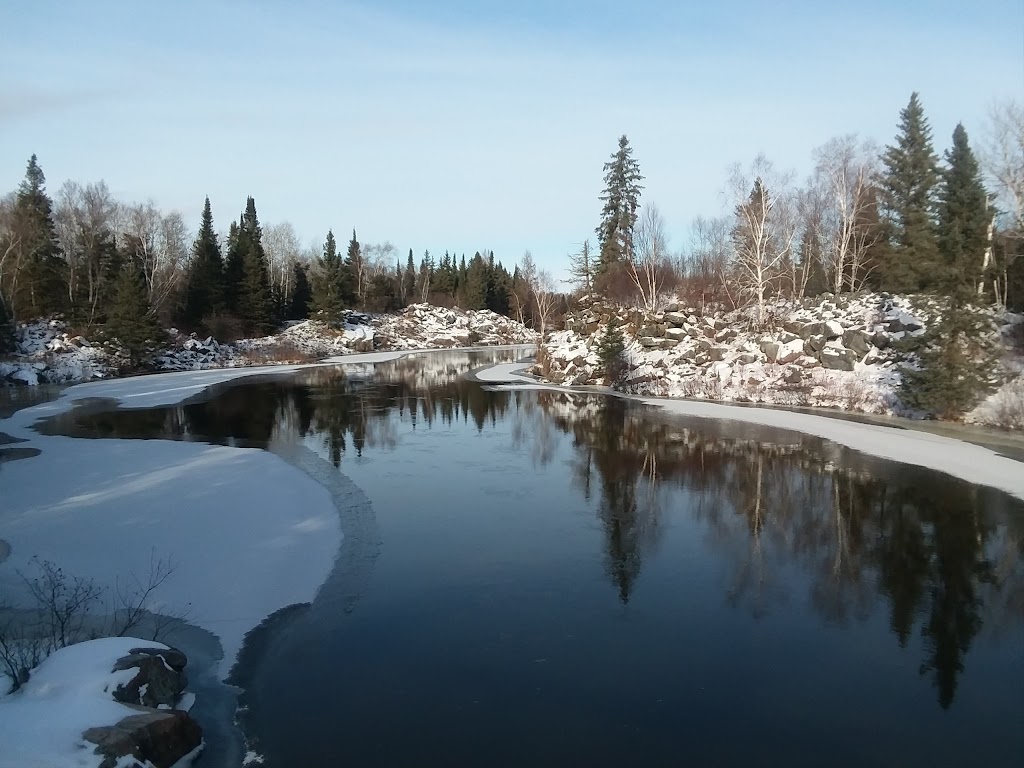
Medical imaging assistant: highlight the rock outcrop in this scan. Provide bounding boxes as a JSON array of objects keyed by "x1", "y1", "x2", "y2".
[{"x1": 111, "y1": 647, "x2": 188, "y2": 709}]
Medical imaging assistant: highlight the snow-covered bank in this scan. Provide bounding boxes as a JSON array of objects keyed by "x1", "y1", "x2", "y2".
[
  {"x1": 0, "y1": 637, "x2": 200, "y2": 768},
  {"x1": 0, "y1": 355, "x2": 417, "y2": 684},
  {"x1": 0, "y1": 304, "x2": 539, "y2": 386},
  {"x1": 537, "y1": 292, "x2": 1024, "y2": 426},
  {"x1": 476, "y1": 362, "x2": 1024, "y2": 501}
]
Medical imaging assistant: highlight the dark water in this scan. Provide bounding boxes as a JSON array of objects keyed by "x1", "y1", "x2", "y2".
[{"x1": 43, "y1": 351, "x2": 1024, "y2": 768}]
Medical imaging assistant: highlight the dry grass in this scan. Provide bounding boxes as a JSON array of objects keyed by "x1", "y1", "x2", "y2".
[{"x1": 237, "y1": 341, "x2": 319, "y2": 365}]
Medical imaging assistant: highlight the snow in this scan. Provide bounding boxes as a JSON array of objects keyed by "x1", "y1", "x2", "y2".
[
  {"x1": 473, "y1": 361, "x2": 536, "y2": 383},
  {"x1": 0, "y1": 637, "x2": 195, "y2": 768},
  {"x1": 475, "y1": 360, "x2": 1024, "y2": 501},
  {"x1": 0, "y1": 355, "x2": 414, "y2": 683}
]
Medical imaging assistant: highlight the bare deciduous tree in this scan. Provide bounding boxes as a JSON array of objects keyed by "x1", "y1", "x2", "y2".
[
  {"x1": 682, "y1": 215, "x2": 732, "y2": 312},
  {"x1": 532, "y1": 269, "x2": 558, "y2": 338},
  {"x1": 628, "y1": 204, "x2": 670, "y2": 311},
  {"x1": 982, "y1": 100, "x2": 1024, "y2": 306},
  {"x1": 811, "y1": 135, "x2": 881, "y2": 294},
  {"x1": 727, "y1": 156, "x2": 797, "y2": 325}
]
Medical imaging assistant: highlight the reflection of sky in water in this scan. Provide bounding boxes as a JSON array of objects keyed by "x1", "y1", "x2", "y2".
[{"x1": 41, "y1": 350, "x2": 1024, "y2": 768}]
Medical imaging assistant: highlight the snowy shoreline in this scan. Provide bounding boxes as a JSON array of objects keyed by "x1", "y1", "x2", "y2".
[{"x1": 476, "y1": 361, "x2": 1024, "y2": 501}]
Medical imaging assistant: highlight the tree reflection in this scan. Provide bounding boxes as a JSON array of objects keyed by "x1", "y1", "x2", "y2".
[{"x1": 533, "y1": 392, "x2": 1024, "y2": 710}]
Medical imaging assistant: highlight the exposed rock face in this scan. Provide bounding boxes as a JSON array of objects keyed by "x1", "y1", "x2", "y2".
[
  {"x1": 84, "y1": 710, "x2": 202, "y2": 768},
  {"x1": 112, "y1": 647, "x2": 188, "y2": 709}
]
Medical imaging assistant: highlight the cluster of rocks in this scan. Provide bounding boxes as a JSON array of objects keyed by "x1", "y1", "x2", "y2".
[
  {"x1": 540, "y1": 293, "x2": 937, "y2": 412},
  {"x1": 2, "y1": 305, "x2": 538, "y2": 385},
  {"x1": 376, "y1": 304, "x2": 538, "y2": 349},
  {"x1": 85, "y1": 646, "x2": 202, "y2": 768}
]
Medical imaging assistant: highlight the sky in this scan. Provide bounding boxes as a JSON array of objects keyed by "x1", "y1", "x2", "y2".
[{"x1": 1, "y1": 0, "x2": 1022, "y2": 280}]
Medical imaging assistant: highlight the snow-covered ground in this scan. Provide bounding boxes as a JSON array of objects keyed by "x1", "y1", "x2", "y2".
[
  {"x1": 0, "y1": 637, "x2": 201, "y2": 768},
  {"x1": 0, "y1": 304, "x2": 539, "y2": 386},
  {"x1": 0, "y1": 357, "x2": 409, "y2": 684},
  {"x1": 537, "y1": 292, "x2": 1024, "y2": 426},
  {"x1": 476, "y1": 362, "x2": 1024, "y2": 501}
]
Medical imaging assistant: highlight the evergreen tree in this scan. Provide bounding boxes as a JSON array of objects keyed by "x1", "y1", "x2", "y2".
[
  {"x1": 235, "y1": 197, "x2": 275, "y2": 335},
  {"x1": 596, "y1": 319, "x2": 628, "y2": 388},
  {"x1": 107, "y1": 245, "x2": 164, "y2": 367},
  {"x1": 289, "y1": 261, "x2": 312, "y2": 320},
  {"x1": 9, "y1": 155, "x2": 65, "y2": 317},
  {"x1": 310, "y1": 230, "x2": 346, "y2": 325},
  {"x1": 181, "y1": 197, "x2": 224, "y2": 329},
  {"x1": 879, "y1": 93, "x2": 941, "y2": 293},
  {"x1": 345, "y1": 229, "x2": 362, "y2": 307},
  {"x1": 0, "y1": 292, "x2": 14, "y2": 353},
  {"x1": 798, "y1": 225, "x2": 829, "y2": 296},
  {"x1": 595, "y1": 135, "x2": 644, "y2": 288},
  {"x1": 223, "y1": 220, "x2": 243, "y2": 311},
  {"x1": 463, "y1": 252, "x2": 487, "y2": 309},
  {"x1": 403, "y1": 249, "x2": 416, "y2": 306},
  {"x1": 568, "y1": 239, "x2": 594, "y2": 294},
  {"x1": 900, "y1": 124, "x2": 996, "y2": 419}
]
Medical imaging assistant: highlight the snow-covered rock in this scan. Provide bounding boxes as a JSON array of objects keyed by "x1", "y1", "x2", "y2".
[
  {"x1": 536, "y1": 293, "x2": 1018, "y2": 419},
  {"x1": 1, "y1": 306, "x2": 538, "y2": 386}
]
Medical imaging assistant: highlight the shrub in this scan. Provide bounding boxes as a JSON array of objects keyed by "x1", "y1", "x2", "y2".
[{"x1": 596, "y1": 319, "x2": 628, "y2": 388}]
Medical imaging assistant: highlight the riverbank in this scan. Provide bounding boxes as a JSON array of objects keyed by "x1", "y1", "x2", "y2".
[{"x1": 477, "y1": 361, "x2": 1024, "y2": 501}]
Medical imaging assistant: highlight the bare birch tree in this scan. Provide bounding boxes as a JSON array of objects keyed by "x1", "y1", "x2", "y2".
[
  {"x1": 982, "y1": 100, "x2": 1024, "y2": 306},
  {"x1": 727, "y1": 156, "x2": 796, "y2": 325},
  {"x1": 628, "y1": 203, "x2": 669, "y2": 311},
  {"x1": 811, "y1": 136, "x2": 881, "y2": 294},
  {"x1": 532, "y1": 269, "x2": 558, "y2": 338}
]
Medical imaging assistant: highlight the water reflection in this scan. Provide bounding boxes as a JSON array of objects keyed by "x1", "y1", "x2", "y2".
[
  {"x1": 527, "y1": 391, "x2": 1024, "y2": 710},
  {"x1": 39, "y1": 352, "x2": 1024, "y2": 719}
]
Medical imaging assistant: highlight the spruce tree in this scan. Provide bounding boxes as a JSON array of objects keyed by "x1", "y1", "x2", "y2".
[
  {"x1": 568, "y1": 239, "x2": 594, "y2": 293},
  {"x1": 10, "y1": 155, "x2": 65, "y2": 317},
  {"x1": 223, "y1": 219, "x2": 244, "y2": 312},
  {"x1": 596, "y1": 319, "x2": 628, "y2": 388},
  {"x1": 345, "y1": 229, "x2": 362, "y2": 307},
  {"x1": 403, "y1": 249, "x2": 416, "y2": 305},
  {"x1": 107, "y1": 249, "x2": 164, "y2": 367},
  {"x1": 595, "y1": 135, "x2": 644, "y2": 289},
  {"x1": 289, "y1": 261, "x2": 312, "y2": 320},
  {"x1": 900, "y1": 124, "x2": 996, "y2": 419},
  {"x1": 879, "y1": 93, "x2": 941, "y2": 293},
  {"x1": 310, "y1": 230, "x2": 346, "y2": 325},
  {"x1": 234, "y1": 197, "x2": 275, "y2": 335},
  {"x1": 182, "y1": 196, "x2": 224, "y2": 329}
]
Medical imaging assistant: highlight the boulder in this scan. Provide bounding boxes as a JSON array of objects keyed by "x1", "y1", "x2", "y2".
[
  {"x1": 639, "y1": 324, "x2": 666, "y2": 338},
  {"x1": 663, "y1": 301, "x2": 681, "y2": 313},
  {"x1": 871, "y1": 331, "x2": 890, "y2": 350},
  {"x1": 714, "y1": 328, "x2": 738, "y2": 343},
  {"x1": 782, "y1": 366, "x2": 803, "y2": 384},
  {"x1": 112, "y1": 647, "x2": 188, "y2": 709},
  {"x1": 638, "y1": 336, "x2": 663, "y2": 348},
  {"x1": 783, "y1": 320, "x2": 807, "y2": 336},
  {"x1": 777, "y1": 339, "x2": 804, "y2": 365},
  {"x1": 760, "y1": 340, "x2": 782, "y2": 362},
  {"x1": 821, "y1": 347, "x2": 858, "y2": 371},
  {"x1": 803, "y1": 336, "x2": 826, "y2": 355},
  {"x1": 887, "y1": 317, "x2": 922, "y2": 333},
  {"x1": 708, "y1": 346, "x2": 728, "y2": 362},
  {"x1": 84, "y1": 710, "x2": 202, "y2": 768},
  {"x1": 842, "y1": 329, "x2": 872, "y2": 356},
  {"x1": 665, "y1": 327, "x2": 688, "y2": 341},
  {"x1": 733, "y1": 352, "x2": 758, "y2": 365},
  {"x1": 684, "y1": 324, "x2": 702, "y2": 339},
  {"x1": 823, "y1": 320, "x2": 844, "y2": 339},
  {"x1": 779, "y1": 330, "x2": 799, "y2": 344},
  {"x1": 663, "y1": 312, "x2": 688, "y2": 327}
]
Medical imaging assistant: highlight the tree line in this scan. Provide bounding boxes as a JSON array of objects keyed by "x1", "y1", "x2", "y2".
[
  {"x1": 579, "y1": 95, "x2": 1024, "y2": 417},
  {"x1": 0, "y1": 161, "x2": 547, "y2": 357}
]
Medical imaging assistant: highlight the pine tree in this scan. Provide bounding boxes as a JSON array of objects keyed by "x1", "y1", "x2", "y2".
[
  {"x1": 0, "y1": 292, "x2": 14, "y2": 353},
  {"x1": 223, "y1": 219, "x2": 243, "y2": 311},
  {"x1": 181, "y1": 197, "x2": 224, "y2": 330},
  {"x1": 235, "y1": 197, "x2": 274, "y2": 335},
  {"x1": 596, "y1": 319, "x2": 628, "y2": 388},
  {"x1": 289, "y1": 261, "x2": 312, "y2": 320},
  {"x1": 595, "y1": 135, "x2": 644, "y2": 289},
  {"x1": 568, "y1": 239, "x2": 594, "y2": 294},
  {"x1": 345, "y1": 229, "x2": 362, "y2": 307},
  {"x1": 9, "y1": 155, "x2": 65, "y2": 318},
  {"x1": 107, "y1": 245, "x2": 164, "y2": 367},
  {"x1": 879, "y1": 93, "x2": 941, "y2": 293},
  {"x1": 310, "y1": 230, "x2": 346, "y2": 325},
  {"x1": 403, "y1": 249, "x2": 416, "y2": 306},
  {"x1": 900, "y1": 124, "x2": 996, "y2": 419},
  {"x1": 463, "y1": 252, "x2": 487, "y2": 309}
]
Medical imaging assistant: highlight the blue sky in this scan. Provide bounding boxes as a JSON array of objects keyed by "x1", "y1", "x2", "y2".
[{"x1": 1, "y1": 0, "x2": 1022, "y2": 279}]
